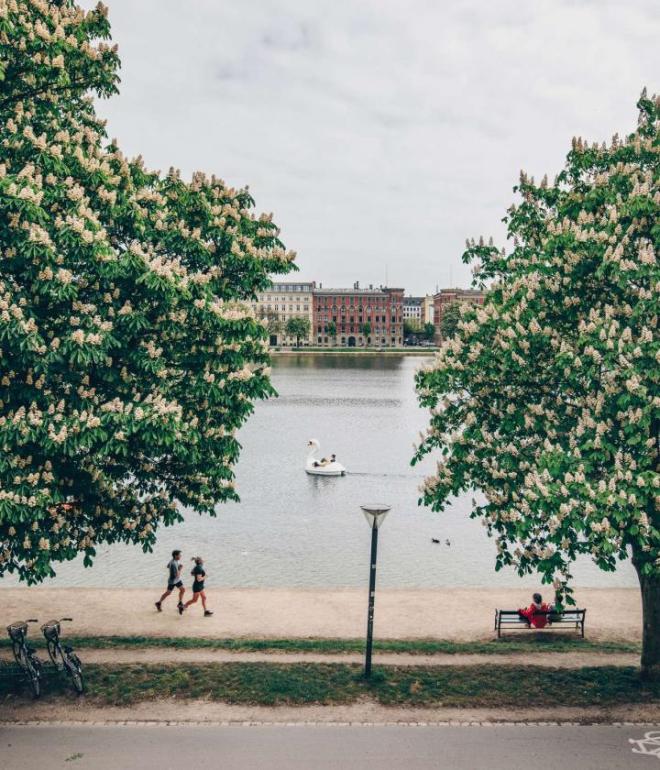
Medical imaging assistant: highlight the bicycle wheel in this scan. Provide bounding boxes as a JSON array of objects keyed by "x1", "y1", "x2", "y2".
[
  {"x1": 11, "y1": 641, "x2": 23, "y2": 667},
  {"x1": 47, "y1": 640, "x2": 65, "y2": 671},
  {"x1": 26, "y1": 656, "x2": 41, "y2": 698},
  {"x1": 64, "y1": 655, "x2": 84, "y2": 694}
]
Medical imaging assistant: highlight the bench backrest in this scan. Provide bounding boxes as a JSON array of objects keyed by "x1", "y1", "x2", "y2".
[{"x1": 497, "y1": 609, "x2": 585, "y2": 620}]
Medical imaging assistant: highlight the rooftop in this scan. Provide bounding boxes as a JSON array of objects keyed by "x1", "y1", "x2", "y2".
[
  {"x1": 433, "y1": 287, "x2": 485, "y2": 298},
  {"x1": 263, "y1": 281, "x2": 315, "y2": 291},
  {"x1": 314, "y1": 283, "x2": 404, "y2": 295}
]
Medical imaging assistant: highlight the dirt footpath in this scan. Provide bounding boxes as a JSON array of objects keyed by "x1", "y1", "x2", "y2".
[
  {"x1": 2, "y1": 700, "x2": 658, "y2": 726},
  {"x1": 0, "y1": 648, "x2": 641, "y2": 667},
  {"x1": 0, "y1": 587, "x2": 640, "y2": 641}
]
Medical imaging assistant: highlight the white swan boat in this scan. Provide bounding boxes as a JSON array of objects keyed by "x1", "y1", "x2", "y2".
[{"x1": 305, "y1": 439, "x2": 346, "y2": 477}]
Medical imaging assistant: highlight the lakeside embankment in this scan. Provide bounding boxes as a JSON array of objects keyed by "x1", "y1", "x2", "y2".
[
  {"x1": 271, "y1": 348, "x2": 437, "y2": 356},
  {"x1": 0, "y1": 587, "x2": 640, "y2": 641}
]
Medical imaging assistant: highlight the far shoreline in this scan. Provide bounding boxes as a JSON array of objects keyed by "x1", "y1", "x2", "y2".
[{"x1": 271, "y1": 348, "x2": 437, "y2": 356}]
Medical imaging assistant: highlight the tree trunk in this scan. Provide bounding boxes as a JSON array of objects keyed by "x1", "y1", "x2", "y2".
[{"x1": 633, "y1": 555, "x2": 660, "y2": 682}]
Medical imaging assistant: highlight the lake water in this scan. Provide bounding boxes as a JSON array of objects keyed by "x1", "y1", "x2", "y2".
[{"x1": 28, "y1": 354, "x2": 635, "y2": 589}]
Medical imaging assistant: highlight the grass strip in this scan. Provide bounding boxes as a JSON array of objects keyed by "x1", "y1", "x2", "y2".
[
  {"x1": 0, "y1": 663, "x2": 656, "y2": 708},
  {"x1": 0, "y1": 636, "x2": 640, "y2": 655}
]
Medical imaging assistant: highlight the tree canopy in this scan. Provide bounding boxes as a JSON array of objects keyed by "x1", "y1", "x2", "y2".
[
  {"x1": 257, "y1": 309, "x2": 282, "y2": 336},
  {"x1": 414, "y1": 93, "x2": 659, "y2": 678},
  {"x1": 285, "y1": 316, "x2": 310, "y2": 347},
  {"x1": 423, "y1": 322, "x2": 436, "y2": 341},
  {"x1": 0, "y1": 0, "x2": 295, "y2": 583},
  {"x1": 439, "y1": 303, "x2": 462, "y2": 340}
]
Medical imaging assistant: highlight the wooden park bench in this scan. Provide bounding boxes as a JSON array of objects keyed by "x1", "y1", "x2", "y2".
[{"x1": 494, "y1": 608, "x2": 586, "y2": 639}]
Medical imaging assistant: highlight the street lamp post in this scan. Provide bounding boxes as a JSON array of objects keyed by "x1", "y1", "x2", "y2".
[{"x1": 360, "y1": 503, "x2": 391, "y2": 678}]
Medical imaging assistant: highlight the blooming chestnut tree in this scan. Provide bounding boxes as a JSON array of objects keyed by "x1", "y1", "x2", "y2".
[
  {"x1": 0, "y1": 1, "x2": 295, "y2": 583},
  {"x1": 415, "y1": 93, "x2": 659, "y2": 680}
]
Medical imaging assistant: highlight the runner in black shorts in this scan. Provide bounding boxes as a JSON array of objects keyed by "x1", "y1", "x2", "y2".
[
  {"x1": 181, "y1": 556, "x2": 213, "y2": 616},
  {"x1": 155, "y1": 550, "x2": 185, "y2": 612}
]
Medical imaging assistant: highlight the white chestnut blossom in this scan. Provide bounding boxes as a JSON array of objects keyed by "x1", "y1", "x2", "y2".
[
  {"x1": 415, "y1": 93, "x2": 659, "y2": 677},
  {"x1": 0, "y1": 0, "x2": 296, "y2": 584}
]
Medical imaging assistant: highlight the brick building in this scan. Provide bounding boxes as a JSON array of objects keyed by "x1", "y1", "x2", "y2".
[
  {"x1": 313, "y1": 283, "x2": 404, "y2": 348},
  {"x1": 433, "y1": 288, "x2": 485, "y2": 342}
]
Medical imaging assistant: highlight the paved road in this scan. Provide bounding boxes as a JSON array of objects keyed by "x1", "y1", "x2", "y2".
[{"x1": 1, "y1": 724, "x2": 657, "y2": 769}]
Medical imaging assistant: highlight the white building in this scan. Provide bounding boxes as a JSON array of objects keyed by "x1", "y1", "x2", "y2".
[
  {"x1": 403, "y1": 296, "x2": 423, "y2": 328},
  {"x1": 250, "y1": 282, "x2": 315, "y2": 346},
  {"x1": 421, "y1": 295, "x2": 434, "y2": 325}
]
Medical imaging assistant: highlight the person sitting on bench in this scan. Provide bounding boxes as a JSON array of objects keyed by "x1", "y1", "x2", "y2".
[{"x1": 518, "y1": 593, "x2": 551, "y2": 628}]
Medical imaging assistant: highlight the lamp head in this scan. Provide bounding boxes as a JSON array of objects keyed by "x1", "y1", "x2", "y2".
[{"x1": 360, "y1": 503, "x2": 391, "y2": 529}]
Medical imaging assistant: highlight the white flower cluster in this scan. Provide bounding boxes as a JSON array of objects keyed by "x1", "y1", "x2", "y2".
[
  {"x1": 416, "y1": 95, "x2": 660, "y2": 585},
  {"x1": 0, "y1": 0, "x2": 296, "y2": 583}
]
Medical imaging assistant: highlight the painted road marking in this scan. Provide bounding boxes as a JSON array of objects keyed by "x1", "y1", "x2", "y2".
[{"x1": 630, "y1": 731, "x2": 660, "y2": 760}]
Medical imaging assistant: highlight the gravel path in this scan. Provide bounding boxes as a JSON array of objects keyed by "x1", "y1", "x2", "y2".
[
  {"x1": 0, "y1": 587, "x2": 641, "y2": 641},
  {"x1": 0, "y1": 648, "x2": 640, "y2": 667},
  {"x1": 1, "y1": 701, "x2": 658, "y2": 726}
]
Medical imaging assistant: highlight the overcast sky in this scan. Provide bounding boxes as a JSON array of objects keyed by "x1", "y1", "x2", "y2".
[{"x1": 84, "y1": 0, "x2": 659, "y2": 295}]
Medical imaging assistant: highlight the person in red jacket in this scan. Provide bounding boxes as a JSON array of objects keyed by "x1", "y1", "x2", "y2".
[{"x1": 518, "y1": 593, "x2": 550, "y2": 628}]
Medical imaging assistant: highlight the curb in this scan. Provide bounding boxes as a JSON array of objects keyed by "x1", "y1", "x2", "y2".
[{"x1": 2, "y1": 720, "x2": 659, "y2": 728}]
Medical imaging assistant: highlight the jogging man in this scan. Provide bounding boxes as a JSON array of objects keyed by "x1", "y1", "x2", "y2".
[{"x1": 155, "y1": 550, "x2": 185, "y2": 612}]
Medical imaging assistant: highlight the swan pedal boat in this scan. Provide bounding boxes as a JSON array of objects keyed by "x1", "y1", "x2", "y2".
[{"x1": 305, "y1": 439, "x2": 346, "y2": 477}]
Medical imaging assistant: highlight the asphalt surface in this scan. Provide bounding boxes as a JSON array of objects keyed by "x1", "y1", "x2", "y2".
[{"x1": 2, "y1": 724, "x2": 658, "y2": 769}]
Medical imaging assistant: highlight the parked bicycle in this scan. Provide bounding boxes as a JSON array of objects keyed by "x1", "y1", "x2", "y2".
[
  {"x1": 7, "y1": 619, "x2": 43, "y2": 698},
  {"x1": 41, "y1": 618, "x2": 84, "y2": 694}
]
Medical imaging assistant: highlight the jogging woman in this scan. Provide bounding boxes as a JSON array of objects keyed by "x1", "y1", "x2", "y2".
[{"x1": 180, "y1": 557, "x2": 213, "y2": 616}]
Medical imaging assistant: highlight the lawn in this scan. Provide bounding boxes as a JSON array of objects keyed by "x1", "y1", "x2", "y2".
[{"x1": 1, "y1": 663, "x2": 656, "y2": 708}]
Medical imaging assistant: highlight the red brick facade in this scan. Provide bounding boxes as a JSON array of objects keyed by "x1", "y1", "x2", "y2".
[
  {"x1": 313, "y1": 285, "x2": 404, "y2": 347},
  {"x1": 433, "y1": 288, "x2": 485, "y2": 342}
]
